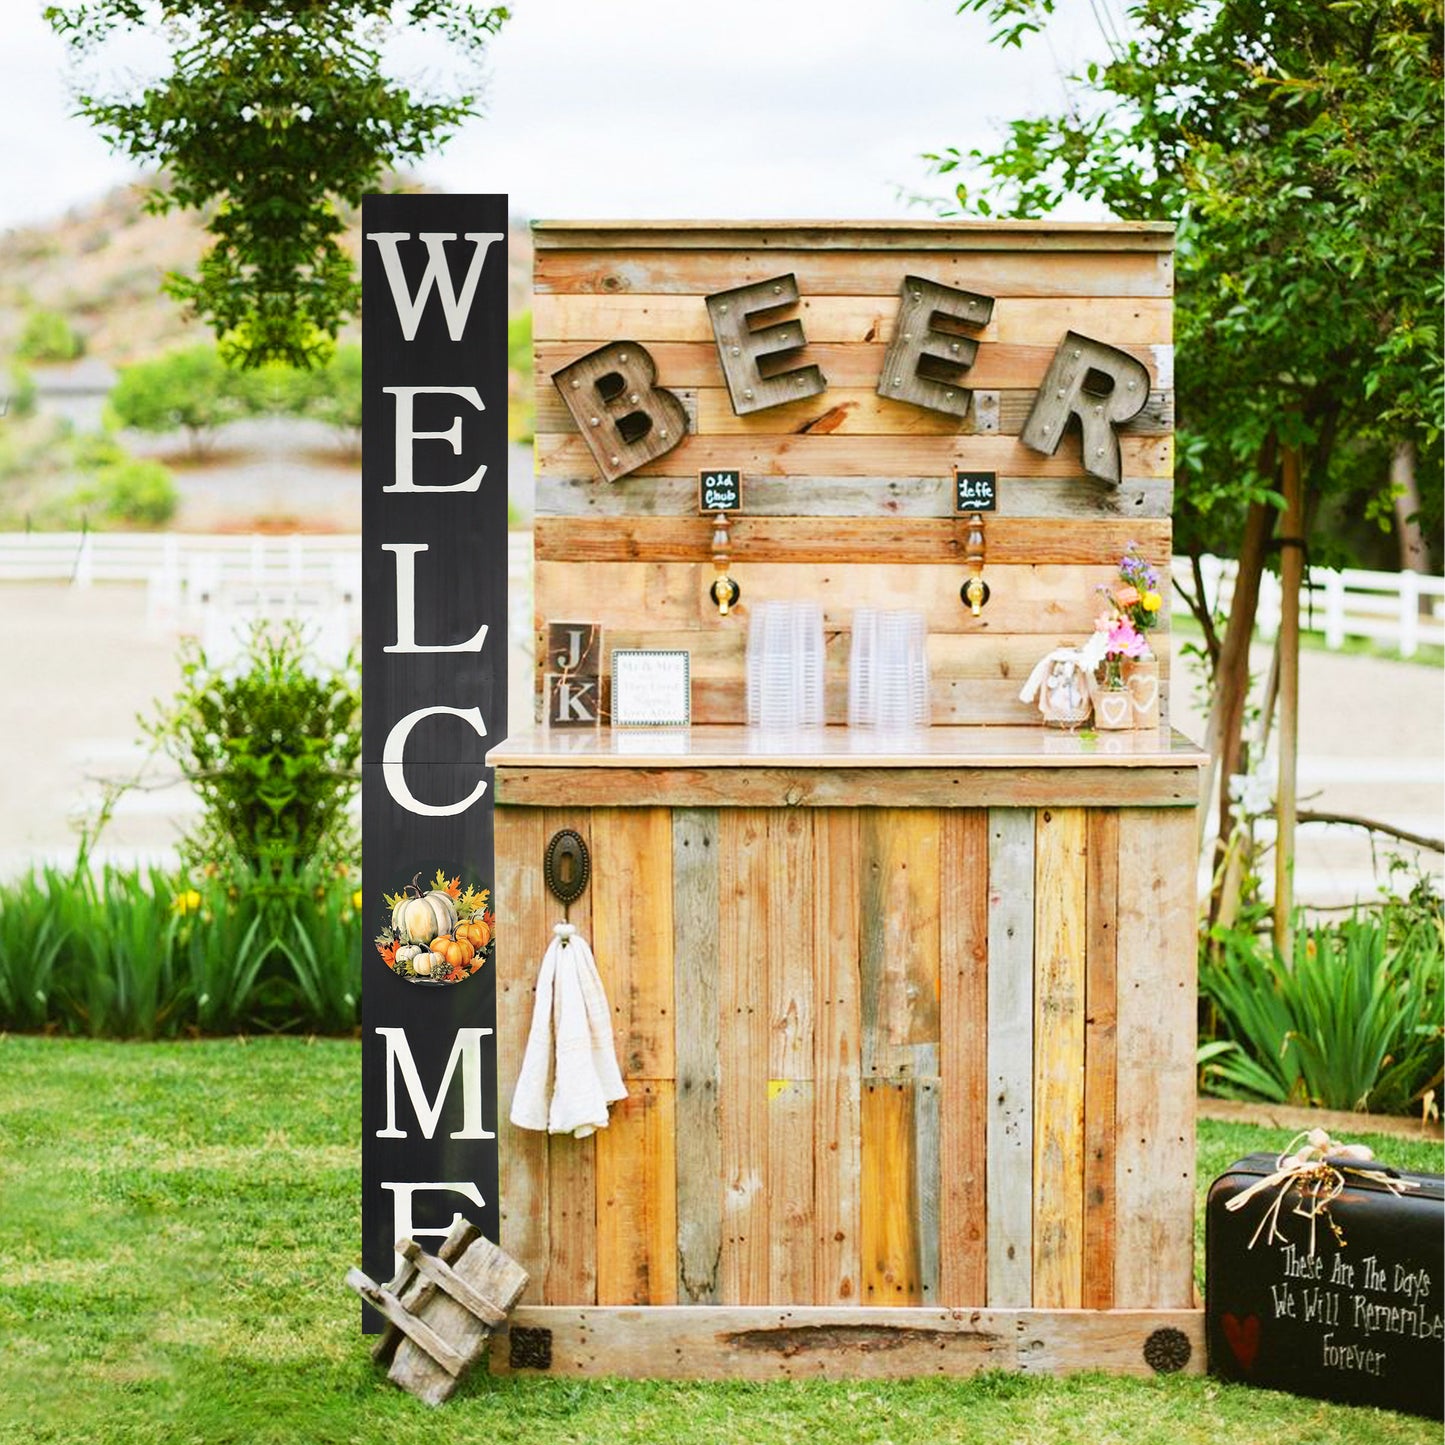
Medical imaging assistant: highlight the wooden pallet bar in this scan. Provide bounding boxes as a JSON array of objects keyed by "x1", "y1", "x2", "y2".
[{"x1": 491, "y1": 219, "x2": 1204, "y2": 1380}]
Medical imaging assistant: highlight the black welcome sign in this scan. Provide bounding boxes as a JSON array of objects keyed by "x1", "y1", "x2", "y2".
[{"x1": 360, "y1": 195, "x2": 508, "y2": 1327}]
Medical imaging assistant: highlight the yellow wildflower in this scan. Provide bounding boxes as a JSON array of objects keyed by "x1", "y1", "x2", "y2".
[
  {"x1": 172, "y1": 889, "x2": 203, "y2": 915},
  {"x1": 352, "y1": 889, "x2": 364, "y2": 912},
  {"x1": 1142, "y1": 590, "x2": 1162, "y2": 613}
]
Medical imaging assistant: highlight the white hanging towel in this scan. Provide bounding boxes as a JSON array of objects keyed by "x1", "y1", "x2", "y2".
[{"x1": 510, "y1": 922, "x2": 627, "y2": 1138}]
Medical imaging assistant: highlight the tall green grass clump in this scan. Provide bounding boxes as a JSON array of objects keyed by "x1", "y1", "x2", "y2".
[{"x1": 1200, "y1": 887, "x2": 1444, "y2": 1115}]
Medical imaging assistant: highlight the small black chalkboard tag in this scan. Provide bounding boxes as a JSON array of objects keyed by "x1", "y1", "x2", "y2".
[
  {"x1": 955, "y1": 470, "x2": 997, "y2": 512},
  {"x1": 700, "y1": 469, "x2": 742, "y2": 512}
]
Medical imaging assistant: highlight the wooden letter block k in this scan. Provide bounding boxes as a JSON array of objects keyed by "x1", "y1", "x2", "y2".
[{"x1": 552, "y1": 341, "x2": 688, "y2": 482}]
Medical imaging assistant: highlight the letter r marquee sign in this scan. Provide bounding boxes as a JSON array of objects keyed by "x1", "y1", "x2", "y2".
[{"x1": 360, "y1": 195, "x2": 508, "y2": 1327}]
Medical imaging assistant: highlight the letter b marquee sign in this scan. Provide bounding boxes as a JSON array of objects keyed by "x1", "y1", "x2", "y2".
[{"x1": 360, "y1": 194, "x2": 508, "y2": 1325}]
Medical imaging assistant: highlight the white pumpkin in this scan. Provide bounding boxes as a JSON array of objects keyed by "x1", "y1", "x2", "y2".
[
  {"x1": 412, "y1": 952, "x2": 434, "y2": 976},
  {"x1": 394, "y1": 944, "x2": 422, "y2": 966},
  {"x1": 391, "y1": 890, "x2": 458, "y2": 945}
]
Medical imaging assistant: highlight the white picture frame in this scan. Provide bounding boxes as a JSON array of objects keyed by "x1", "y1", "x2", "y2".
[{"x1": 611, "y1": 649, "x2": 691, "y2": 728}]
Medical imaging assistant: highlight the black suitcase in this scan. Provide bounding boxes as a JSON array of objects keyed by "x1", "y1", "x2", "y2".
[{"x1": 1206, "y1": 1150, "x2": 1444, "y2": 1418}]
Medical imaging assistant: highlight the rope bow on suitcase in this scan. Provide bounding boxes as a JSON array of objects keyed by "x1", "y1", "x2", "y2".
[{"x1": 1225, "y1": 1127, "x2": 1419, "y2": 1254}]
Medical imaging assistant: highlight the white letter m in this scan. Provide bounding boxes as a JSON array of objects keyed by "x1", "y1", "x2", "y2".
[{"x1": 375, "y1": 1026, "x2": 495, "y2": 1140}]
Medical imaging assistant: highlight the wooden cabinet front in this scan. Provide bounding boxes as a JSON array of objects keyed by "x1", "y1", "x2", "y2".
[{"x1": 493, "y1": 743, "x2": 1201, "y2": 1320}]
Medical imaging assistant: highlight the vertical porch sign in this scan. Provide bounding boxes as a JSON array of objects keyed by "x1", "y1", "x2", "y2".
[{"x1": 360, "y1": 194, "x2": 508, "y2": 1328}]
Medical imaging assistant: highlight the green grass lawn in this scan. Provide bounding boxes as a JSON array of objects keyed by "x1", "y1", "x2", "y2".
[{"x1": 0, "y1": 1036, "x2": 1439, "y2": 1445}]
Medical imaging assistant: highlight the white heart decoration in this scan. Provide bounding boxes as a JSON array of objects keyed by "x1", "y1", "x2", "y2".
[
  {"x1": 1128, "y1": 673, "x2": 1159, "y2": 714},
  {"x1": 1096, "y1": 690, "x2": 1133, "y2": 729}
]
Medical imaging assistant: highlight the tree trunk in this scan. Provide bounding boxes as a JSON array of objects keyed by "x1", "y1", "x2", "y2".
[
  {"x1": 1393, "y1": 440, "x2": 1430, "y2": 574},
  {"x1": 1273, "y1": 445, "x2": 1305, "y2": 953},
  {"x1": 1200, "y1": 491, "x2": 1276, "y2": 909}
]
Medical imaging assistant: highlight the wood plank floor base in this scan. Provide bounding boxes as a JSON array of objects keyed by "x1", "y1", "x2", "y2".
[{"x1": 492, "y1": 1306, "x2": 1203, "y2": 1380}]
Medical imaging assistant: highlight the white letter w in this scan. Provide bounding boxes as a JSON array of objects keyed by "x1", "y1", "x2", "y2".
[{"x1": 365, "y1": 231, "x2": 504, "y2": 342}]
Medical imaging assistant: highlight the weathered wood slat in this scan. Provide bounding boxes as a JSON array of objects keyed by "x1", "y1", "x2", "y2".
[
  {"x1": 531, "y1": 220, "x2": 1175, "y2": 252},
  {"x1": 590, "y1": 807, "x2": 675, "y2": 1078},
  {"x1": 1083, "y1": 808, "x2": 1120, "y2": 1310},
  {"x1": 1031, "y1": 807, "x2": 1088, "y2": 1309},
  {"x1": 591, "y1": 628, "x2": 1171, "y2": 687},
  {"x1": 986, "y1": 807, "x2": 1035, "y2": 1308},
  {"x1": 494, "y1": 806, "x2": 550, "y2": 1301},
  {"x1": 397, "y1": 1239, "x2": 510, "y2": 1327},
  {"x1": 861, "y1": 1079, "x2": 922, "y2": 1305},
  {"x1": 535, "y1": 247, "x2": 1174, "y2": 297},
  {"x1": 595, "y1": 1080, "x2": 678, "y2": 1305},
  {"x1": 812, "y1": 808, "x2": 863, "y2": 1306},
  {"x1": 542, "y1": 811, "x2": 597, "y2": 1306},
  {"x1": 718, "y1": 809, "x2": 771, "y2": 1304},
  {"x1": 767, "y1": 1079, "x2": 816, "y2": 1304},
  {"x1": 536, "y1": 340, "x2": 1173, "y2": 391},
  {"x1": 764, "y1": 809, "x2": 816, "y2": 1304},
  {"x1": 859, "y1": 809, "x2": 942, "y2": 1078},
  {"x1": 1113, "y1": 808, "x2": 1198, "y2": 1309},
  {"x1": 939, "y1": 809, "x2": 989, "y2": 1306},
  {"x1": 913, "y1": 1076, "x2": 942, "y2": 1305},
  {"x1": 534, "y1": 294, "x2": 1172, "y2": 348},
  {"x1": 536, "y1": 473, "x2": 1175, "y2": 520},
  {"x1": 534, "y1": 561, "x2": 1163, "y2": 637},
  {"x1": 536, "y1": 384, "x2": 1173, "y2": 438},
  {"x1": 496, "y1": 1304, "x2": 1205, "y2": 1379},
  {"x1": 536, "y1": 432, "x2": 1174, "y2": 481},
  {"x1": 672, "y1": 808, "x2": 723, "y2": 1305},
  {"x1": 347, "y1": 1270, "x2": 470, "y2": 1378},
  {"x1": 535, "y1": 516, "x2": 1171, "y2": 567},
  {"x1": 495, "y1": 765, "x2": 1206, "y2": 812},
  {"x1": 687, "y1": 674, "x2": 1172, "y2": 731}
]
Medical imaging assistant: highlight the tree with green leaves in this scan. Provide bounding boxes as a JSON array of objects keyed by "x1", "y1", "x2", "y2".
[
  {"x1": 930, "y1": 0, "x2": 1443, "y2": 925},
  {"x1": 109, "y1": 344, "x2": 262, "y2": 454},
  {"x1": 47, "y1": 1, "x2": 509, "y2": 368}
]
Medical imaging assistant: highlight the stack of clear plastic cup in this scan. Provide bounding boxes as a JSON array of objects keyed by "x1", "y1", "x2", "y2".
[
  {"x1": 848, "y1": 608, "x2": 930, "y2": 728},
  {"x1": 746, "y1": 601, "x2": 825, "y2": 727}
]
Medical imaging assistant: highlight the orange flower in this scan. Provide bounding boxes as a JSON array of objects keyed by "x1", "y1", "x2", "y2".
[{"x1": 1114, "y1": 584, "x2": 1140, "y2": 607}]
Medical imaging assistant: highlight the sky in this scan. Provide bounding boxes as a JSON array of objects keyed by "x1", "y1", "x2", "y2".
[{"x1": 0, "y1": 0, "x2": 1118, "y2": 232}]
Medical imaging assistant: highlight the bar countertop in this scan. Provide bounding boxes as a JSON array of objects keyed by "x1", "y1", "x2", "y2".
[{"x1": 487, "y1": 724, "x2": 1208, "y2": 772}]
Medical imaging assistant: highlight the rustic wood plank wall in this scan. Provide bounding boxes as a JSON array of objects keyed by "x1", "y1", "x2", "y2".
[
  {"x1": 497, "y1": 795, "x2": 1193, "y2": 1312},
  {"x1": 531, "y1": 222, "x2": 1174, "y2": 727}
]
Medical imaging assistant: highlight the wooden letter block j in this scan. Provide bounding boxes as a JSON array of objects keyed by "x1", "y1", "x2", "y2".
[{"x1": 551, "y1": 342, "x2": 687, "y2": 482}]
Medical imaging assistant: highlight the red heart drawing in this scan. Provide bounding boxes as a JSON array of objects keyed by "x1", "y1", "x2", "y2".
[{"x1": 1221, "y1": 1312, "x2": 1261, "y2": 1373}]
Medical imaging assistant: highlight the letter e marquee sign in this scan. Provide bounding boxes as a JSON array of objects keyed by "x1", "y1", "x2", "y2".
[{"x1": 360, "y1": 195, "x2": 508, "y2": 1327}]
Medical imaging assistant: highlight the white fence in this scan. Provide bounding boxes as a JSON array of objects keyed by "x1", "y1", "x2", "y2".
[
  {"x1": 1173, "y1": 554, "x2": 1444, "y2": 658},
  {"x1": 0, "y1": 530, "x2": 535, "y2": 662},
  {"x1": 1, "y1": 534, "x2": 1437, "y2": 660}
]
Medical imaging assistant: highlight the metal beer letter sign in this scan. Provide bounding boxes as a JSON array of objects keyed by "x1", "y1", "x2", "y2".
[{"x1": 360, "y1": 196, "x2": 508, "y2": 1328}]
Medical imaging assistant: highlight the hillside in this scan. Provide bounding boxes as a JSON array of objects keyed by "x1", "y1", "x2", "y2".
[{"x1": 0, "y1": 177, "x2": 534, "y2": 367}]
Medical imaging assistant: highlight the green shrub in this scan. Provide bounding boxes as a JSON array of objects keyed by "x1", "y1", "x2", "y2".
[
  {"x1": 1200, "y1": 899, "x2": 1445, "y2": 1114},
  {"x1": 77, "y1": 456, "x2": 179, "y2": 526},
  {"x1": 109, "y1": 344, "x2": 256, "y2": 453},
  {"x1": 16, "y1": 308, "x2": 84, "y2": 363},
  {"x1": 275, "y1": 343, "x2": 362, "y2": 448},
  {"x1": 142, "y1": 622, "x2": 360, "y2": 879},
  {"x1": 5, "y1": 363, "x2": 37, "y2": 419}
]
